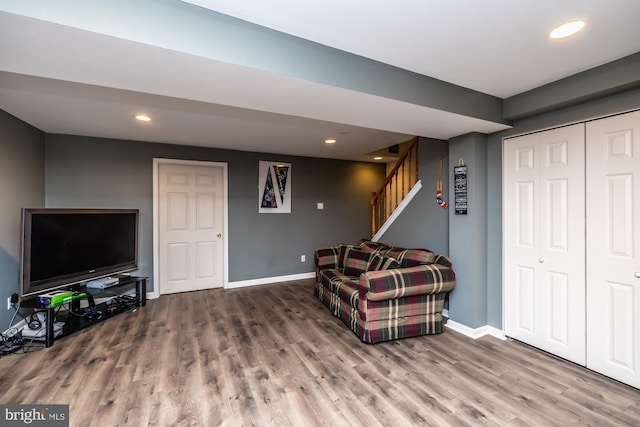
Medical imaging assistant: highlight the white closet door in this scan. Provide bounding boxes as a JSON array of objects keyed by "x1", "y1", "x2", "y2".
[
  {"x1": 504, "y1": 124, "x2": 586, "y2": 365},
  {"x1": 586, "y1": 110, "x2": 640, "y2": 388}
]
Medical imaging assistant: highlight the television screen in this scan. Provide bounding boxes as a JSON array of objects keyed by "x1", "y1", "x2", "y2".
[{"x1": 20, "y1": 208, "x2": 139, "y2": 297}]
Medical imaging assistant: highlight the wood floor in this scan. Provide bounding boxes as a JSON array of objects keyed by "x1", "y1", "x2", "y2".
[{"x1": 1, "y1": 279, "x2": 638, "y2": 427}]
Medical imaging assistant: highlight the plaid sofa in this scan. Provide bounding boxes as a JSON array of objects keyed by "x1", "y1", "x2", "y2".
[{"x1": 314, "y1": 240, "x2": 456, "y2": 344}]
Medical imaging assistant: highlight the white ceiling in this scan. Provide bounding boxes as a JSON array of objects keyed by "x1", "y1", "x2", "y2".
[
  {"x1": 184, "y1": 0, "x2": 640, "y2": 98},
  {"x1": 1, "y1": 1, "x2": 639, "y2": 162}
]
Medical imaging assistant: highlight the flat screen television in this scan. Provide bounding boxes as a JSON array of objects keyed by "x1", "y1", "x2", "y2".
[{"x1": 20, "y1": 208, "x2": 139, "y2": 297}]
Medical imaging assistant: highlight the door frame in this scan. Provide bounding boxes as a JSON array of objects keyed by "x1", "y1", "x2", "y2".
[{"x1": 150, "y1": 158, "x2": 229, "y2": 299}]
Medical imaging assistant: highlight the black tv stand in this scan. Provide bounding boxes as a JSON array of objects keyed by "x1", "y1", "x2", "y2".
[{"x1": 23, "y1": 276, "x2": 147, "y2": 347}]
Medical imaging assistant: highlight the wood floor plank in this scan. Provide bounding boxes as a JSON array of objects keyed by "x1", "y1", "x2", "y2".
[
  {"x1": 290, "y1": 341, "x2": 384, "y2": 427},
  {"x1": 1, "y1": 278, "x2": 639, "y2": 427}
]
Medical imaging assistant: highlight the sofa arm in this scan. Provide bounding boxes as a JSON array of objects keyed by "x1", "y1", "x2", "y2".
[
  {"x1": 361, "y1": 264, "x2": 455, "y2": 301},
  {"x1": 314, "y1": 246, "x2": 340, "y2": 271},
  {"x1": 434, "y1": 254, "x2": 452, "y2": 268}
]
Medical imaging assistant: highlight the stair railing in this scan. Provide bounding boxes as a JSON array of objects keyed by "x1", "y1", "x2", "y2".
[{"x1": 370, "y1": 137, "x2": 419, "y2": 237}]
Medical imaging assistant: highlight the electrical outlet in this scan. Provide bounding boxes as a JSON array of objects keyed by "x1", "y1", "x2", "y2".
[
  {"x1": 301, "y1": 255, "x2": 306, "y2": 262},
  {"x1": 7, "y1": 296, "x2": 11, "y2": 310}
]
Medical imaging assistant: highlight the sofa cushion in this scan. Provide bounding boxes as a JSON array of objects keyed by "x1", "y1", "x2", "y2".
[
  {"x1": 396, "y1": 248, "x2": 436, "y2": 267},
  {"x1": 337, "y1": 244, "x2": 360, "y2": 270},
  {"x1": 367, "y1": 253, "x2": 402, "y2": 271},
  {"x1": 359, "y1": 240, "x2": 390, "y2": 252},
  {"x1": 343, "y1": 247, "x2": 372, "y2": 277},
  {"x1": 319, "y1": 268, "x2": 361, "y2": 309},
  {"x1": 315, "y1": 246, "x2": 340, "y2": 271},
  {"x1": 333, "y1": 279, "x2": 361, "y2": 310}
]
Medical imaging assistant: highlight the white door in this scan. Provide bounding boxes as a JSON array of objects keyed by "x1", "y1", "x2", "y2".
[
  {"x1": 158, "y1": 163, "x2": 225, "y2": 294},
  {"x1": 586, "y1": 110, "x2": 640, "y2": 388},
  {"x1": 504, "y1": 124, "x2": 586, "y2": 364}
]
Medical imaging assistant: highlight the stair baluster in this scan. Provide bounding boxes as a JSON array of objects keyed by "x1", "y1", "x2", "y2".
[{"x1": 370, "y1": 137, "x2": 419, "y2": 237}]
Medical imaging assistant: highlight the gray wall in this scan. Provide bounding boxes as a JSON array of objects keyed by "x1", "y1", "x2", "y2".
[
  {"x1": 448, "y1": 133, "x2": 488, "y2": 328},
  {"x1": 379, "y1": 137, "x2": 449, "y2": 255},
  {"x1": 0, "y1": 110, "x2": 45, "y2": 329},
  {"x1": 44, "y1": 134, "x2": 386, "y2": 290}
]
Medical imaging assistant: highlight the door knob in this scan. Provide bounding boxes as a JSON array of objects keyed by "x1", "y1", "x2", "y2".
[
  {"x1": 538, "y1": 258, "x2": 544, "y2": 263},
  {"x1": 635, "y1": 272, "x2": 640, "y2": 278},
  {"x1": 217, "y1": 233, "x2": 222, "y2": 238}
]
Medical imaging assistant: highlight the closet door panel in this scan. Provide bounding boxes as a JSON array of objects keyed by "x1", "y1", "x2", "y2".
[
  {"x1": 538, "y1": 125, "x2": 586, "y2": 364},
  {"x1": 586, "y1": 110, "x2": 640, "y2": 388},
  {"x1": 505, "y1": 133, "x2": 541, "y2": 345},
  {"x1": 504, "y1": 124, "x2": 585, "y2": 365}
]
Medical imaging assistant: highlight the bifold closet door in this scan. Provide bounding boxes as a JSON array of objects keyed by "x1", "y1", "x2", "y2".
[
  {"x1": 586, "y1": 110, "x2": 640, "y2": 388},
  {"x1": 503, "y1": 124, "x2": 585, "y2": 365}
]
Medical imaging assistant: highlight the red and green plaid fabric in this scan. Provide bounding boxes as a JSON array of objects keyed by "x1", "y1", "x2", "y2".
[
  {"x1": 337, "y1": 244, "x2": 360, "y2": 269},
  {"x1": 367, "y1": 253, "x2": 401, "y2": 271},
  {"x1": 314, "y1": 274, "x2": 449, "y2": 343},
  {"x1": 319, "y1": 269, "x2": 360, "y2": 308},
  {"x1": 359, "y1": 292, "x2": 448, "y2": 322},
  {"x1": 360, "y1": 312, "x2": 445, "y2": 343},
  {"x1": 359, "y1": 240, "x2": 390, "y2": 252},
  {"x1": 313, "y1": 241, "x2": 455, "y2": 344},
  {"x1": 434, "y1": 254, "x2": 452, "y2": 267},
  {"x1": 342, "y1": 247, "x2": 372, "y2": 276},
  {"x1": 315, "y1": 246, "x2": 340, "y2": 271},
  {"x1": 395, "y1": 248, "x2": 436, "y2": 267},
  {"x1": 363, "y1": 264, "x2": 455, "y2": 301}
]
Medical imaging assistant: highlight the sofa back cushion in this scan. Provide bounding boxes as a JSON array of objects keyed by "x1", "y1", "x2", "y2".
[
  {"x1": 359, "y1": 240, "x2": 390, "y2": 252},
  {"x1": 315, "y1": 246, "x2": 339, "y2": 271},
  {"x1": 367, "y1": 253, "x2": 401, "y2": 271},
  {"x1": 339, "y1": 242, "x2": 436, "y2": 273},
  {"x1": 343, "y1": 247, "x2": 372, "y2": 277},
  {"x1": 337, "y1": 244, "x2": 359, "y2": 270}
]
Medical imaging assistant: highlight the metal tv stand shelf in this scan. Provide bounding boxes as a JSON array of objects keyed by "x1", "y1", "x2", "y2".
[{"x1": 24, "y1": 276, "x2": 147, "y2": 348}]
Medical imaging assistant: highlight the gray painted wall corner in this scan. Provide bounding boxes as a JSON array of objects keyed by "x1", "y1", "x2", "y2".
[
  {"x1": 448, "y1": 133, "x2": 488, "y2": 329},
  {"x1": 0, "y1": 110, "x2": 45, "y2": 329}
]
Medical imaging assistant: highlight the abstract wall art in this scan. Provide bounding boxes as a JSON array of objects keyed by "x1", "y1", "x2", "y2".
[{"x1": 258, "y1": 161, "x2": 292, "y2": 213}]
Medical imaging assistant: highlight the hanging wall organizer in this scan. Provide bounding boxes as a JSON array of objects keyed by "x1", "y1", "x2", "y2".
[{"x1": 454, "y1": 158, "x2": 467, "y2": 215}]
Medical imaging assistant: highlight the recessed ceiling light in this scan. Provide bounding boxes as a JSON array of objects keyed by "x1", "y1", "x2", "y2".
[
  {"x1": 549, "y1": 20, "x2": 586, "y2": 39},
  {"x1": 374, "y1": 156, "x2": 383, "y2": 160},
  {"x1": 134, "y1": 114, "x2": 152, "y2": 122},
  {"x1": 325, "y1": 139, "x2": 336, "y2": 144}
]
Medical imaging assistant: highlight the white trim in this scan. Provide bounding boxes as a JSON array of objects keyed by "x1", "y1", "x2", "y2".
[
  {"x1": 226, "y1": 272, "x2": 315, "y2": 289},
  {"x1": 372, "y1": 179, "x2": 422, "y2": 242},
  {"x1": 445, "y1": 318, "x2": 506, "y2": 341},
  {"x1": 151, "y1": 158, "x2": 229, "y2": 300}
]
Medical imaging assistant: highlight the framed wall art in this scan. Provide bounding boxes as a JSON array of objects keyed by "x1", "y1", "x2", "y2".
[
  {"x1": 454, "y1": 161, "x2": 468, "y2": 215},
  {"x1": 258, "y1": 161, "x2": 292, "y2": 213}
]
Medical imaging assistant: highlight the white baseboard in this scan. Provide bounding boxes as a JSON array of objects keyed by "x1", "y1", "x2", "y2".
[
  {"x1": 444, "y1": 313, "x2": 506, "y2": 341},
  {"x1": 146, "y1": 286, "x2": 159, "y2": 300},
  {"x1": 226, "y1": 272, "x2": 315, "y2": 289},
  {"x1": 147, "y1": 272, "x2": 315, "y2": 298}
]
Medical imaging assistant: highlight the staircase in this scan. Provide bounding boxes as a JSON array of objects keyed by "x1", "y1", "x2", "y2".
[{"x1": 370, "y1": 137, "x2": 420, "y2": 237}]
